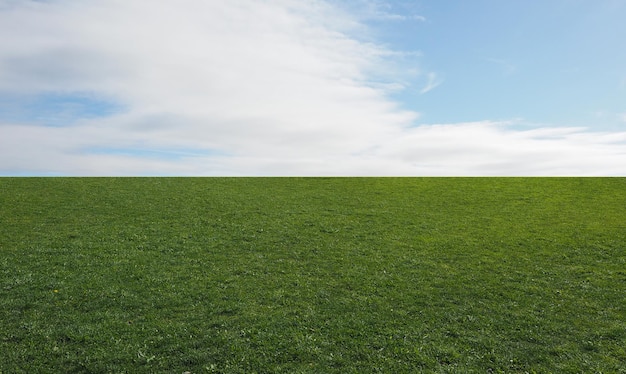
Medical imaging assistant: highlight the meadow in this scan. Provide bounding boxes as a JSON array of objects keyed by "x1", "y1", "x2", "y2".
[{"x1": 0, "y1": 177, "x2": 624, "y2": 373}]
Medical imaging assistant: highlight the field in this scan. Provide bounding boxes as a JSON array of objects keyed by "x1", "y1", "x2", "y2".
[{"x1": 1, "y1": 178, "x2": 625, "y2": 373}]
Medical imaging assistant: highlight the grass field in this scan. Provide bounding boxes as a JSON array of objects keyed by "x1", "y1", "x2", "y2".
[{"x1": 1, "y1": 178, "x2": 625, "y2": 373}]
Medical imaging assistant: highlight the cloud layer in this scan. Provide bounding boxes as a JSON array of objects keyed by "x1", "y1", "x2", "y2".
[{"x1": 1, "y1": 0, "x2": 625, "y2": 175}]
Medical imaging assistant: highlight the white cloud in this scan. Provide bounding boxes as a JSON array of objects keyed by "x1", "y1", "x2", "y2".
[
  {"x1": 335, "y1": 0, "x2": 426, "y2": 23},
  {"x1": 1, "y1": 0, "x2": 626, "y2": 176},
  {"x1": 420, "y1": 72, "x2": 442, "y2": 94},
  {"x1": 376, "y1": 122, "x2": 626, "y2": 176},
  {"x1": 0, "y1": 0, "x2": 415, "y2": 163},
  {"x1": 3, "y1": 118, "x2": 626, "y2": 176},
  {"x1": 371, "y1": 12, "x2": 426, "y2": 22}
]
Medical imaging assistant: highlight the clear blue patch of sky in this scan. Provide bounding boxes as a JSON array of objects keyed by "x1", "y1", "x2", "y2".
[
  {"x1": 0, "y1": 170, "x2": 66, "y2": 177},
  {"x1": 86, "y1": 147, "x2": 229, "y2": 161},
  {"x1": 0, "y1": 91, "x2": 125, "y2": 126},
  {"x1": 369, "y1": 0, "x2": 626, "y2": 130}
]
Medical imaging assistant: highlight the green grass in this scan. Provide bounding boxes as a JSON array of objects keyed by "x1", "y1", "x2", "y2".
[{"x1": 1, "y1": 178, "x2": 625, "y2": 373}]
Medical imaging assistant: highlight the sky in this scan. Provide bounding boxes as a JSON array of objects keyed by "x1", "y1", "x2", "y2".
[{"x1": 1, "y1": 0, "x2": 625, "y2": 176}]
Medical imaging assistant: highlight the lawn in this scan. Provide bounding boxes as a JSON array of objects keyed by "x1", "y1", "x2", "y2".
[{"x1": 1, "y1": 178, "x2": 625, "y2": 373}]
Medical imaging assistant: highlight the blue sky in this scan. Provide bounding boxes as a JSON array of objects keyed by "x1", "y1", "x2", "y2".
[
  {"x1": 1, "y1": 0, "x2": 625, "y2": 175},
  {"x1": 382, "y1": 0, "x2": 626, "y2": 129}
]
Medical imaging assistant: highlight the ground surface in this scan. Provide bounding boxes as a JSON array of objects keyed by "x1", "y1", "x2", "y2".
[{"x1": 1, "y1": 178, "x2": 625, "y2": 373}]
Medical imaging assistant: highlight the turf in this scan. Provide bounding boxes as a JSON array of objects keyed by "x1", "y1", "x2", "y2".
[{"x1": 0, "y1": 177, "x2": 625, "y2": 373}]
